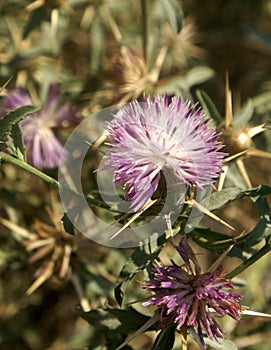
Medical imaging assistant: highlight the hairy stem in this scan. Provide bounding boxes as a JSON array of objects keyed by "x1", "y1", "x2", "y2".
[{"x1": 0, "y1": 152, "x2": 59, "y2": 187}]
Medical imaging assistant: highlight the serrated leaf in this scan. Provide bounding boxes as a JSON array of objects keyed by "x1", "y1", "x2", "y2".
[
  {"x1": 115, "y1": 232, "x2": 169, "y2": 306},
  {"x1": 0, "y1": 105, "x2": 39, "y2": 143},
  {"x1": 78, "y1": 306, "x2": 151, "y2": 334},
  {"x1": 159, "y1": 0, "x2": 183, "y2": 34},
  {"x1": 6, "y1": 123, "x2": 26, "y2": 161},
  {"x1": 151, "y1": 327, "x2": 175, "y2": 350},
  {"x1": 233, "y1": 99, "x2": 254, "y2": 129},
  {"x1": 196, "y1": 89, "x2": 223, "y2": 125}
]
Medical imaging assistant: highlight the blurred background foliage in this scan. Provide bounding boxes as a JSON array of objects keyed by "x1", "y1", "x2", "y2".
[{"x1": 0, "y1": 0, "x2": 271, "y2": 349}]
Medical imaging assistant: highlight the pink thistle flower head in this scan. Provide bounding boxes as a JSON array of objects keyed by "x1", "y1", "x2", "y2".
[
  {"x1": 1, "y1": 84, "x2": 80, "y2": 169},
  {"x1": 142, "y1": 237, "x2": 243, "y2": 348},
  {"x1": 102, "y1": 95, "x2": 226, "y2": 211}
]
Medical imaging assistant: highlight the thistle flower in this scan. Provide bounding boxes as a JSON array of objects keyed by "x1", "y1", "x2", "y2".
[
  {"x1": 102, "y1": 95, "x2": 226, "y2": 211},
  {"x1": 0, "y1": 84, "x2": 80, "y2": 169},
  {"x1": 142, "y1": 237, "x2": 243, "y2": 348}
]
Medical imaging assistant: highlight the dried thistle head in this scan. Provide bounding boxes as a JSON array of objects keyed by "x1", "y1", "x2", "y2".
[
  {"x1": 0, "y1": 192, "x2": 101, "y2": 295},
  {"x1": 162, "y1": 17, "x2": 205, "y2": 72},
  {"x1": 102, "y1": 46, "x2": 148, "y2": 103},
  {"x1": 24, "y1": 213, "x2": 76, "y2": 294}
]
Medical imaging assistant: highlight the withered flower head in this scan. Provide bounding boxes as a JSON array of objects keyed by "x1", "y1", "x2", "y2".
[{"x1": 163, "y1": 17, "x2": 205, "y2": 71}]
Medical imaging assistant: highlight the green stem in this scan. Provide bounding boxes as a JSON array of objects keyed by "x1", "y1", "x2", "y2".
[
  {"x1": 141, "y1": 0, "x2": 148, "y2": 64},
  {"x1": 226, "y1": 241, "x2": 271, "y2": 279},
  {"x1": 0, "y1": 152, "x2": 115, "y2": 211},
  {"x1": 0, "y1": 152, "x2": 59, "y2": 187}
]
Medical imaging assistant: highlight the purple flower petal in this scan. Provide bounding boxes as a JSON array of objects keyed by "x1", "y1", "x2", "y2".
[{"x1": 141, "y1": 237, "x2": 243, "y2": 348}]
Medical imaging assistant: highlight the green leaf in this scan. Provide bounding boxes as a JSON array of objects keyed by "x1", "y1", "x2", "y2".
[
  {"x1": 159, "y1": 0, "x2": 183, "y2": 34},
  {"x1": 244, "y1": 216, "x2": 271, "y2": 248},
  {"x1": 243, "y1": 184, "x2": 271, "y2": 197},
  {"x1": 203, "y1": 337, "x2": 238, "y2": 350},
  {"x1": 233, "y1": 99, "x2": 254, "y2": 130},
  {"x1": 90, "y1": 13, "x2": 105, "y2": 72},
  {"x1": 6, "y1": 123, "x2": 26, "y2": 161},
  {"x1": 151, "y1": 327, "x2": 175, "y2": 350},
  {"x1": 196, "y1": 89, "x2": 223, "y2": 125},
  {"x1": 191, "y1": 227, "x2": 249, "y2": 261},
  {"x1": 190, "y1": 329, "x2": 238, "y2": 350},
  {"x1": 207, "y1": 185, "x2": 271, "y2": 211},
  {"x1": 207, "y1": 187, "x2": 243, "y2": 211},
  {"x1": 115, "y1": 232, "x2": 169, "y2": 306},
  {"x1": 78, "y1": 306, "x2": 152, "y2": 334},
  {"x1": 0, "y1": 105, "x2": 39, "y2": 143},
  {"x1": 157, "y1": 67, "x2": 214, "y2": 96},
  {"x1": 23, "y1": 7, "x2": 49, "y2": 39}
]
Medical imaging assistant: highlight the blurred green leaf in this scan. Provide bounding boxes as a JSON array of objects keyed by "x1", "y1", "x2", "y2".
[
  {"x1": 196, "y1": 89, "x2": 223, "y2": 125},
  {"x1": 233, "y1": 99, "x2": 254, "y2": 130},
  {"x1": 23, "y1": 7, "x2": 49, "y2": 39},
  {"x1": 90, "y1": 13, "x2": 105, "y2": 72},
  {"x1": 157, "y1": 67, "x2": 214, "y2": 96},
  {"x1": 6, "y1": 123, "x2": 26, "y2": 161},
  {"x1": 0, "y1": 105, "x2": 39, "y2": 144},
  {"x1": 151, "y1": 327, "x2": 175, "y2": 350},
  {"x1": 252, "y1": 91, "x2": 271, "y2": 115},
  {"x1": 115, "y1": 232, "x2": 169, "y2": 306},
  {"x1": 159, "y1": 0, "x2": 183, "y2": 34},
  {"x1": 78, "y1": 306, "x2": 151, "y2": 333}
]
